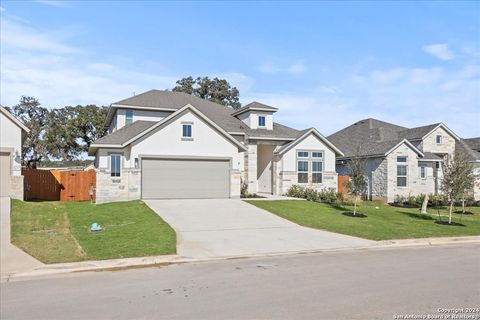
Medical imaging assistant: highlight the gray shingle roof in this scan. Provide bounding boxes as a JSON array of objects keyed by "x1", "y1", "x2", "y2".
[
  {"x1": 248, "y1": 123, "x2": 304, "y2": 139},
  {"x1": 93, "y1": 121, "x2": 157, "y2": 145},
  {"x1": 232, "y1": 101, "x2": 278, "y2": 115},
  {"x1": 327, "y1": 118, "x2": 408, "y2": 157},
  {"x1": 422, "y1": 152, "x2": 443, "y2": 160},
  {"x1": 112, "y1": 90, "x2": 248, "y2": 133},
  {"x1": 463, "y1": 137, "x2": 480, "y2": 151},
  {"x1": 327, "y1": 118, "x2": 454, "y2": 158},
  {"x1": 108, "y1": 90, "x2": 301, "y2": 140},
  {"x1": 458, "y1": 138, "x2": 480, "y2": 161},
  {"x1": 397, "y1": 123, "x2": 440, "y2": 140}
]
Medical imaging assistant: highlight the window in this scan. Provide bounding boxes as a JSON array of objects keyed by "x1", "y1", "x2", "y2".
[
  {"x1": 312, "y1": 161, "x2": 323, "y2": 183},
  {"x1": 258, "y1": 116, "x2": 266, "y2": 127},
  {"x1": 125, "y1": 110, "x2": 133, "y2": 125},
  {"x1": 397, "y1": 156, "x2": 407, "y2": 162},
  {"x1": 296, "y1": 150, "x2": 324, "y2": 184},
  {"x1": 297, "y1": 161, "x2": 308, "y2": 183},
  {"x1": 134, "y1": 158, "x2": 139, "y2": 169},
  {"x1": 397, "y1": 165, "x2": 407, "y2": 187},
  {"x1": 436, "y1": 135, "x2": 442, "y2": 144},
  {"x1": 182, "y1": 124, "x2": 192, "y2": 138},
  {"x1": 419, "y1": 165, "x2": 426, "y2": 179},
  {"x1": 110, "y1": 154, "x2": 121, "y2": 177}
]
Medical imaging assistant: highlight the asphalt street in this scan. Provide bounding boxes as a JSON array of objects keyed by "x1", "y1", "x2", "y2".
[{"x1": 1, "y1": 244, "x2": 479, "y2": 320}]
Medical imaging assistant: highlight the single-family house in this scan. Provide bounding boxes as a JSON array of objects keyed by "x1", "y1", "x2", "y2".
[
  {"x1": 0, "y1": 106, "x2": 30, "y2": 199},
  {"x1": 89, "y1": 90, "x2": 343, "y2": 203},
  {"x1": 328, "y1": 118, "x2": 480, "y2": 202}
]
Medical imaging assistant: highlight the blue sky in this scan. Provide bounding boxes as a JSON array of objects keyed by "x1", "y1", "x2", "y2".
[{"x1": 1, "y1": 1, "x2": 479, "y2": 136}]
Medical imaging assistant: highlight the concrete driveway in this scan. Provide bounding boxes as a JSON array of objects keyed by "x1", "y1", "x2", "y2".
[
  {"x1": 1, "y1": 197, "x2": 43, "y2": 276},
  {"x1": 145, "y1": 199, "x2": 374, "y2": 258}
]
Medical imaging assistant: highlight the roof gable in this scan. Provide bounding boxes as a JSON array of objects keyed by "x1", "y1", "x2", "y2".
[
  {"x1": 0, "y1": 106, "x2": 30, "y2": 133},
  {"x1": 277, "y1": 128, "x2": 344, "y2": 156},
  {"x1": 90, "y1": 104, "x2": 247, "y2": 154}
]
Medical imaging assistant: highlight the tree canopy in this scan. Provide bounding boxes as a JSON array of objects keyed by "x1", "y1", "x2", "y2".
[
  {"x1": 172, "y1": 76, "x2": 241, "y2": 109},
  {"x1": 5, "y1": 96, "x2": 107, "y2": 166}
]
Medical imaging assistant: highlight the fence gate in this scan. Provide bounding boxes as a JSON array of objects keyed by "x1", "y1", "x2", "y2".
[
  {"x1": 338, "y1": 175, "x2": 349, "y2": 196},
  {"x1": 23, "y1": 169, "x2": 96, "y2": 201}
]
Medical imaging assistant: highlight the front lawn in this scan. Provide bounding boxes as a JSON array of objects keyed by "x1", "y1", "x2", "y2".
[
  {"x1": 11, "y1": 200, "x2": 176, "y2": 263},
  {"x1": 246, "y1": 200, "x2": 480, "y2": 240}
]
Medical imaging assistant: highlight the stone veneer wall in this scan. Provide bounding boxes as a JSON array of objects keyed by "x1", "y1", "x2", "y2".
[
  {"x1": 95, "y1": 168, "x2": 141, "y2": 204},
  {"x1": 277, "y1": 171, "x2": 337, "y2": 195},
  {"x1": 10, "y1": 175, "x2": 24, "y2": 200}
]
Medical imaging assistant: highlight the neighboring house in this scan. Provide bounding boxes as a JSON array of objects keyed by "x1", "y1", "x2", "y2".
[
  {"x1": 0, "y1": 106, "x2": 30, "y2": 199},
  {"x1": 462, "y1": 137, "x2": 480, "y2": 201},
  {"x1": 328, "y1": 118, "x2": 480, "y2": 203},
  {"x1": 89, "y1": 90, "x2": 343, "y2": 203}
]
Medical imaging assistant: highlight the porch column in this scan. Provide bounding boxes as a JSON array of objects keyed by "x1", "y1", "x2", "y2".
[{"x1": 247, "y1": 144, "x2": 257, "y2": 194}]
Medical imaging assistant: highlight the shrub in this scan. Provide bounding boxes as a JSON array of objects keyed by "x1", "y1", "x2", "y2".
[
  {"x1": 286, "y1": 185, "x2": 305, "y2": 198},
  {"x1": 406, "y1": 195, "x2": 417, "y2": 207},
  {"x1": 394, "y1": 195, "x2": 405, "y2": 206},
  {"x1": 415, "y1": 194, "x2": 426, "y2": 207},
  {"x1": 304, "y1": 188, "x2": 319, "y2": 202},
  {"x1": 240, "y1": 179, "x2": 249, "y2": 198}
]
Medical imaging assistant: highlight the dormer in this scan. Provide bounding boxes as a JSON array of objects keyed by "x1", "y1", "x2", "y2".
[{"x1": 232, "y1": 102, "x2": 278, "y2": 130}]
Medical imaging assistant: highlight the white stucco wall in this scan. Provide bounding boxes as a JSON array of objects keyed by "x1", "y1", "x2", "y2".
[
  {"x1": 95, "y1": 110, "x2": 245, "y2": 202},
  {"x1": 0, "y1": 112, "x2": 23, "y2": 176},
  {"x1": 237, "y1": 111, "x2": 273, "y2": 130},
  {"x1": 112, "y1": 109, "x2": 172, "y2": 131},
  {"x1": 131, "y1": 111, "x2": 244, "y2": 170}
]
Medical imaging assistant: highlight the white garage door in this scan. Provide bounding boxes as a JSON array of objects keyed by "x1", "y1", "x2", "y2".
[
  {"x1": 141, "y1": 158, "x2": 230, "y2": 199},
  {"x1": 0, "y1": 152, "x2": 11, "y2": 197}
]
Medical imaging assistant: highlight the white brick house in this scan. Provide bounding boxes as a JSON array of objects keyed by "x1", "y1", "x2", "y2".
[
  {"x1": 328, "y1": 118, "x2": 480, "y2": 203},
  {"x1": 89, "y1": 90, "x2": 343, "y2": 203}
]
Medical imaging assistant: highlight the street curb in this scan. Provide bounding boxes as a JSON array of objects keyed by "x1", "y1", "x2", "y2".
[{"x1": 2, "y1": 236, "x2": 479, "y2": 283}]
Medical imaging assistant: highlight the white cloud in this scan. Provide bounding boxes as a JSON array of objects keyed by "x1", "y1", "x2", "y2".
[
  {"x1": 423, "y1": 44, "x2": 455, "y2": 61},
  {"x1": 33, "y1": 0, "x2": 70, "y2": 7},
  {"x1": 258, "y1": 61, "x2": 306, "y2": 75},
  {"x1": 0, "y1": 18, "x2": 178, "y2": 108},
  {"x1": 243, "y1": 60, "x2": 480, "y2": 137}
]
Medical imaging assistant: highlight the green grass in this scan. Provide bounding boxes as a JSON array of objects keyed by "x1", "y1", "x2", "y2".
[
  {"x1": 11, "y1": 200, "x2": 176, "y2": 263},
  {"x1": 246, "y1": 200, "x2": 480, "y2": 241}
]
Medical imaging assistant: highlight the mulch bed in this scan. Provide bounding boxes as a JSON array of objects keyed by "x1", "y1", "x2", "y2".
[
  {"x1": 434, "y1": 221, "x2": 466, "y2": 227},
  {"x1": 454, "y1": 211, "x2": 474, "y2": 215},
  {"x1": 342, "y1": 212, "x2": 368, "y2": 218}
]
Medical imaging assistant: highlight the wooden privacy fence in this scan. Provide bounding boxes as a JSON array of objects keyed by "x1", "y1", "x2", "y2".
[
  {"x1": 338, "y1": 175, "x2": 349, "y2": 196},
  {"x1": 22, "y1": 168, "x2": 96, "y2": 201}
]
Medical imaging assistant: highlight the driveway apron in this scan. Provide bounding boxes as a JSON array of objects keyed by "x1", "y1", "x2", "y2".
[{"x1": 145, "y1": 199, "x2": 374, "y2": 258}]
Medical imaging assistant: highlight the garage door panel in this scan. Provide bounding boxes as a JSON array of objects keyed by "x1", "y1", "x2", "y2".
[{"x1": 141, "y1": 158, "x2": 230, "y2": 199}]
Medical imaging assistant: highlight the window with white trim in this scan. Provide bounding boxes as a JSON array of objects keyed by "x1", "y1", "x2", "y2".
[
  {"x1": 182, "y1": 124, "x2": 192, "y2": 138},
  {"x1": 397, "y1": 156, "x2": 407, "y2": 162},
  {"x1": 296, "y1": 150, "x2": 324, "y2": 184},
  {"x1": 110, "y1": 154, "x2": 121, "y2": 177},
  {"x1": 436, "y1": 135, "x2": 442, "y2": 144},
  {"x1": 312, "y1": 161, "x2": 323, "y2": 183},
  {"x1": 125, "y1": 110, "x2": 133, "y2": 125},
  {"x1": 258, "y1": 115, "x2": 266, "y2": 127},
  {"x1": 297, "y1": 160, "x2": 308, "y2": 183},
  {"x1": 297, "y1": 151, "x2": 309, "y2": 158},
  {"x1": 397, "y1": 165, "x2": 407, "y2": 187},
  {"x1": 419, "y1": 165, "x2": 426, "y2": 179}
]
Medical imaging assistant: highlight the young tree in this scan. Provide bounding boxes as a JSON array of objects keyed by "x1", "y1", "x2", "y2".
[
  {"x1": 440, "y1": 150, "x2": 475, "y2": 224},
  {"x1": 172, "y1": 76, "x2": 241, "y2": 109},
  {"x1": 346, "y1": 154, "x2": 368, "y2": 216}
]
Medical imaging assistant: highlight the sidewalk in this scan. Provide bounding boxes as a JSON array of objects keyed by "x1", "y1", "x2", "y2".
[
  {"x1": 2, "y1": 235, "x2": 479, "y2": 282},
  {"x1": 0, "y1": 197, "x2": 43, "y2": 277}
]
